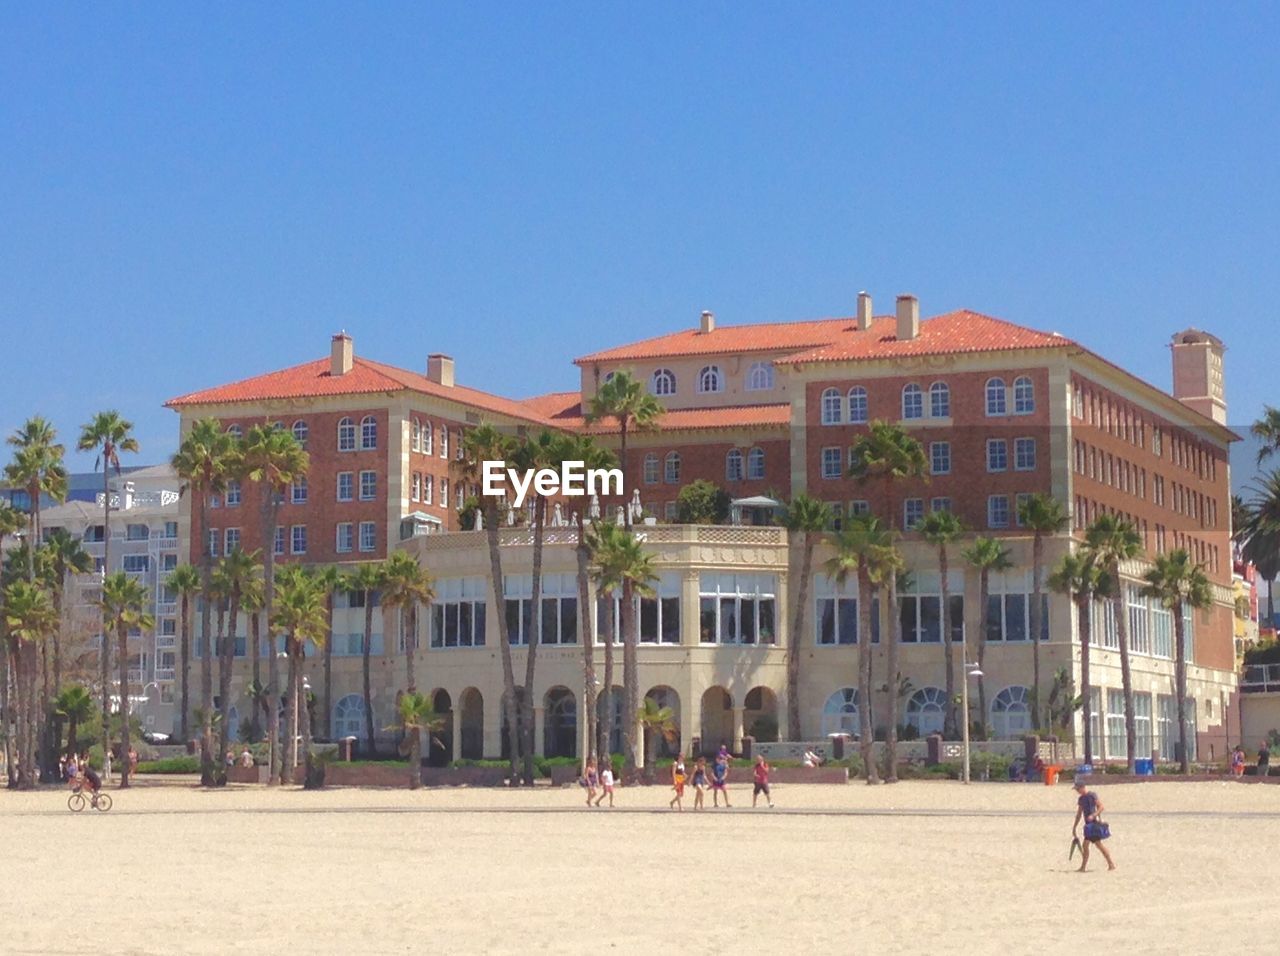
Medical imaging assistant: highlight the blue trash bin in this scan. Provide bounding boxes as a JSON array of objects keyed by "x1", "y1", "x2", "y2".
[{"x1": 1135, "y1": 758, "x2": 1155, "y2": 776}]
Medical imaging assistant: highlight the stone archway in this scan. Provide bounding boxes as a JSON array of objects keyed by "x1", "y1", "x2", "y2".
[
  {"x1": 459, "y1": 688, "x2": 483, "y2": 759},
  {"x1": 743, "y1": 686, "x2": 779, "y2": 742},
  {"x1": 644, "y1": 686, "x2": 681, "y2": 759},
  {"x1": 543, "y1": 687, "x2": 577, "y2": 759},
  {"x1": 701, "y1": 686, "x2": 733, "y2": 755},
  {"x1": 428, "y1": 689, "x2": 454, "y2": 766}
]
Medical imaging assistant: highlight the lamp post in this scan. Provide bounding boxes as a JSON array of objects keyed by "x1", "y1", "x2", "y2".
[
  {"x1": 960, "y1": 659, "x2": 984, "y2": 784},
  {"x1": 295, "y1": 676, "x2": 311, "y2": 769}
]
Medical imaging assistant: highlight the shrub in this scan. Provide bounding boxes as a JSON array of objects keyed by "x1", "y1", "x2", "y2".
[
  {"x1": 1245, "y1": 640, "x2": 1280, "y2": 666},
  {"x1": 749, "y1": 714, "x2": 779, "y2": 743},
  {"x1": 134, "y1": 756, "x2": 201, "y2": 774},
  {"x1": 676, "y1": 480, "x2": 730, "y2": 525}
]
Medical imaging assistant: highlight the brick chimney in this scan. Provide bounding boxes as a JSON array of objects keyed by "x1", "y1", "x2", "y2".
[
  {"x1": 857, "y1": 291, "x2": 873, "y2": 331},
  {"x1": 896, "y1": 294, "x2": 920, "y2": 341},
  {"x1": 330, "y1": 332, "x2": 353, "y2": 376},
  {"x1": 1170, "y1": 329, "x2": 1226, "y2": 424},
  {"x1": 427, "y1": 354, "x2": 455, "y2": 388},
  {"x1": 699, "y1": 310, "x2": 715, "y2": 334}
]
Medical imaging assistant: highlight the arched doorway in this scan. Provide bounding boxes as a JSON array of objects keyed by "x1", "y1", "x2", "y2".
[
  {"x1": 743, "y1": 687, "x2": 779, "y2": 742},
  {"x1": 906, "y1": 687, "x2": 946, "y2": 738},
  {"x1": 543, "y1": 687, "x2": 577, "y2": 758},
  {"x1": 333, "y1": 694, "x2": 366, "y2": 754},
  {"x1": 821, "y1": 688, "x2": 859, "y2": 738},
  {"x1": 459, "y1": 688, "x2": 483, "y2": 759},
  {"x1": 428, "y1": 689, "x2": 453, "y2": 766},
  {"x1": 991, "y1": 686, "x2": 1032, "y2": 740},
  {"x1": 701, "y1": 687, "x2": 733, "y2": 754},
  {"x1": 501, "y1": 688, "x2": 528, "y2": 760},
  {"x1": 644, "y1": 686, "x2": 681, "y2": 758},
  {"x1": 596, "y1": 686, "x2": 624, "y2": 757}
]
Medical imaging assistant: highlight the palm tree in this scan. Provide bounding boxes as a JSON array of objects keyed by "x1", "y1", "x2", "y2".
[
  {"x1": 41, "y1": 528, "x2": 92, "y2": 693},
  {"x1": 824, "y1": 515, "x2": 889, "y2": 784},
  {"x1": 1083, "y1": 514, "x2": 1144, "y2": 774},
  {"x1": 1141, "y1": 550, "x2": 1212, "y2": 773},
  {"x1": 216, "y1": 547, "x2": 259, "y2": 764},
  {"x1": 584, "y1": 370, "x2": 662, "y2": 526},
  {"x1": 241, "y1": 574, "x2": 265, "y2": 709},
  {"x1": 638, "y1": 694, "x2": 678, "y2": 776},
  {"x1": 867, "y1": 539, "x2": 906, "y2": 781},
  {"x1": 587, "y1": 522, "x2": 625, "y2": 765},
  {"x1": 99, "y1": 571, "x2": 153, "y2": 789},
  {"x1": 779, "y1": 494, "x2": 832, "y2": 740},
  {"x1": 311, "y1": 565, "x2": 344, "y2": 739},
  {"x1": 271, "y1": 567, "x2": 328, "y2": 787},
  {"x1": 847, "y1": 419, "x2": 927, "y2": 537},
  {"x1": 1017, "y1": 493, "x2": 1069, "y2": 729},
  {"x1": 3, "y1": 579, "x2": 57, "y2": 787},
  {"x1": 171, "y1": 417, "x2": 236, "y2": 785},
  {"x1": 349, "y1": 561, "x2": 387, "y2": 759},
  {"x1": 0, "y1": 501, "x2": 27, "y2": 785},
  {"x1": 390, "y1": 692, "x2": 446, "y2": 789},
  {"x1": 457, "y1": 423, "x2": 521, "y2": 781},
  {"x1": 962, "y1": 537, "x2": 1013, "y2": 739},
  {"x1": 919, "y1": 510, "x2": 964, "y2": 737},
  {"x1": 381, "y1": 551, "x2": 435, "y2": 695},
  {"x1": 54, "y1": 684, "x2": 94, "y2": 757},
  {"x1": 1252, "y1": 405, "x2": 1280, "y2": 466},
  {"x1": 5, "y1": 418, "x2": 70, "y2": 573},
  {"x1": 1240, "y1": 471, "x2": 1280, "y2": 627},
  {"x1": 1048, "y1": 550, "x2": 1110, "y2": 766},
  {"x1": 166, "y1": 565, "x2": 201, "y2": 744}
]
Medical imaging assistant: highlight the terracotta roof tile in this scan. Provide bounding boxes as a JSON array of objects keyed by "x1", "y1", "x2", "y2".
[
  {"x1": 547, "y1": 402, "x2": 792, "y2": 434},
  {"x1": 574, "y1": 318, "x2": 859, "y2": 364}
]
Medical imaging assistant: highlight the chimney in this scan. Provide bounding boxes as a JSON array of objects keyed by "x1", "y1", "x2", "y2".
[
  {"x1": 330, "y1": 332, "x2": 353, "y2": 376},
  {"x1": 856, "y1": 291, "x2": 873, "y2": 331},
  {"x1": 1170, "y1": 329, "x2": 1226, "y2": 424},
  {"x1": 896, "y1": 294, "x2": 920, "y2": 341},
  {"x1": 427, "y1": 353, "x2": 455, "y2": 388},
  {"x1": 699, "y1": 310, "x2": 715, "y2": 334},
  {"x1": 121, "y1": 481, "x2": 134, "y2": 511}
]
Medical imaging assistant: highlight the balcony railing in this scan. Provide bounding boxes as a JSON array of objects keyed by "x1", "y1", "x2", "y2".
[
  {"x1": 155, "y1": 634, "x2": 177, "y2": 649},
  {"x1": 414, "y1": 523, "x2": 788, "y2": 553},
  {"x1": 1242, "y1": 664, "x2": 1280, "y2": 693},
  {"x1": 155, "y1": 668, "x2": 176, "y2": 681},
  {"x1": 127, "y1": 668, "x2": 145, "y2": 685}
]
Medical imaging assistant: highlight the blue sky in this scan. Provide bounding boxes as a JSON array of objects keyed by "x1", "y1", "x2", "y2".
[{"x1": 2, "y1": 4, "x2": 1277, "y2": 484}]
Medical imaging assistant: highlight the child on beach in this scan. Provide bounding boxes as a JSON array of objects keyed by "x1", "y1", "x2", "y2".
[
  {"x1": 1072, "y1": 779, "x2": 1115, "y2": 872},
  {"x1": 711, "y1": 754, "x2": 731, "y2": 808},
  {"x1": 669, "y1": 754, "x2": 687, "y2": 811},
  {"x1": 752, "y1": 755, "x2": 774, "y2": 808},
  {"x1": 1231, "y1": 746, "x2": 1245, "y2": 777},
  {"x1": 595, "y1": 764, "x2": 615, "y2": 807},
  {"x1": 690, "y1": 757, "x2": 709, "y2": 810},
  {"x1": 584, "y1": 758, "x2": 599, "y2": 807}
]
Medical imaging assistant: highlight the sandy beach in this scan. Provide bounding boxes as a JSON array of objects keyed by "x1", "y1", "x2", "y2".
[{"x1": 2, "y1": 777, "x2": 1277, "y2": 955}]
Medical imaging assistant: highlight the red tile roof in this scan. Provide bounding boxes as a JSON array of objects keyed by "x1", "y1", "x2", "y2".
[
  {"x1": 531, "y1": 397, "x2": 791, "y2": 434},
  {"x1": 574, "y1": 317, "x2": 859, "y2": 364}
]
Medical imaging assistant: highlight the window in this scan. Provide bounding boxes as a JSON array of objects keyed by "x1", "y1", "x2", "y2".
[
  {"x1": 440, "y1": 426, "x2": 448, "y2": 459},
  {"x1": 643, "y1": 453, "x2": 659, "y2": 484},
  {"x1": 337, "y1": 472, "x2": 353, "y2": 502},
  {"x1": 336, "y1": 523, "x2": 353, "y2": 553},
  {"x1": 439, "y1": 478, "x2": 448, "y2": 507},
  {"x1": 226, "y1": 424, "x2": 242, "y2": 439},
  {"x1": 292, "y1": 420, "x2": 308, "y2": 448},
  {"x1": 991, "y1": 686, "x2": 1032, "y2": 739},
  {"x1": 224, "y1": 529, "x2": 240, "y2": 553},
  {"x1": 161, "y1": 552, "x2": 177, "y2": 572},
  {"x1": 725, "y1": 449, "x2": 744, "y2": 482},
  {"x1": 505, "y1": 573, "x2": 579, "y2": 646},
  {"x1": 664, "y1": 501, "x2": 678, "y2": 522},
  {"x1": 747, "y1": 447, "x2": 765, "y2": 480},
  {"x1": 1013, "y1": 376, "x2": 1034, "y2": 414},
  {"x1": 815, "y1": 574, "x2": 862, "y2": 646},
  {"x1": 900, "y1": 572, "x2": 964, "y2": 644},
  {"x1": 697, "y1": 365, "x2": 722, "y2": 394},
  {"x1": 746, "y1": 361, "x2": 774, "y2": 391},
  {"x1": 597, "y1": 572, "x2": 681, "y2": 645},
  {"x1": 821, "y1": 688, "x2": 860, "y2": 737},
  {"x1": 225, "y1": 480, "x2": 241, "y2": 507},
  {"x1": 291, "y1": 477, "x2": 308, "y2": 504},
  {"x1": 163, "y1": 521, "x2": 178, "y2": 539},
  {"x1": 1106, "y1": 689, "x2": 1127, "y2": 759},
  {"x1": 931, "y1": 497, "x2": 952, "y2": 513},
  {"x1": 1014, "y1": 493, "x2": 1032, "y2": 527},
  {"x1": 986, "y1": 378, "x2": 1007, "y2": 416},
  {"x1": 411, "y1": 473, "x2": 420, "y2": 501},
  {"x1": 906, "y1": 687, "x2": 948, "y2": 736},
  {"x1": 822, "y1": 447, "x2": 842, "y2": 480},
  {"x1": 1134, "y1": 692, "x2": 1153, "y2": 760},
  {"x1": 821, "y1": 388, "x2": 842, "y2": 425},
  {"x1": 901, "y1": 384, "x2": 923, "y2": 420},
  {"x1": 985, "y1": 572, "x2": 1049, "y2": 642},
  {"x1": 333, "y1": 694, "x2": 366, "y2": 740},
  {"x1": 1014, "y1": 437, "x2": 1036, "y2": 471},
  {"x1": 430, "y1": 577, "x2": 488, "y2": 647},
  {"x1": 359, "y1": 471, "x2": 377, "y2": 501},
  {"x1": 359, "y1": 521, "x2": 376, "y2": 553},
  {"x1": 360, "y1": 415, "x2": 377, "y2": 450},
  {"x1": 456, "y1": 482, "x2": 465, "y2": 510},
  {"x1": 664, "y1": 452, "x2": 680, "y2": 484},
  {"x1": 930, "y1": 441, "x2": 951, "y2": 475},
  {"x1": 273, "y1": 527, "x2": 285, "y2": 556},
  {"x1": 849, "y1": 499, "x2": 870, "y2": 517},
  {"x1": 848, "y1": 387, "x2": 868, "y2": 424},
  {"x1": 411, "y1": 419, "x2": 421, "y2": 453},
  {"x1": 651, "y1": 368, "x2": 676, "y2": 396},
  {"x1": 122, "y1": 554, "x2": 149, "y2": 573},
  {"x1": 206, "y1": 530, "x2": 219, "y2": 559},
  {"x1": 456, "y1": 429, "x2": 464, "y2": 461},
  {"x1": 422, "y1": 421, "x2": 433, "y2": 455},
  {"x1": 338, "y1": 417, "x2": 356, "y2": 452},
  {"x1": 423, "y1": 475, "x2": 434, "y2": 504},
  {"x1": 987, "y1": 439, "x2": 1008, "y2": 472},
  {"x1": 988, "y1": 495, "x2": 1010, "y2": 529},
  {"x1": 698, "y1": 573, "x2": 777, "y2": 645},
  {"x1": 290, "y1": 525, "x2": 307, "y2": 555},
  {"x1": 903, "y1": 498, "x2": 924, "y2": 530},
  {"x1": 126, "y1": 523, "x2": 148, "y2": 541},
  {"x1": 929, "y1": 382, "x2": 950, "y2": 418}
]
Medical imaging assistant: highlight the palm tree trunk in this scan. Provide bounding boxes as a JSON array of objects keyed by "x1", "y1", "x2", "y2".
[
  {"x1": 522, "y1": 495, "x2": 545, "y2": 785},
  {"x1": 940, "y1": 545, "x2": 956, "y2": 738},
  {"x1": 857, "y1": 568, "x2": 878, "y2": 784},
  {"x1": 598, "y1": 595, "x2": 615, "y2": 766},
  {"x1": 179, "y1": 595, "x2": 191, "y2": 743},
  {"x1": 198, "y1": 496, "x2": 216, "y2": 786},
  {"x1": 323, "y1": 595, "x2": 334, "y2": 740},
  {"x1": 251, "y1": 611, "x2": 262, "y2": 695},
  {"x1": 1173, "y1": 605, "x2": 1190, "y2": 774},
  {"x1": 218, "y1": 586, "x2": 240, "y2": 765},
  {"x1": 405, "y1": 601, "x2": 418, "y2": 694},
  {"x1": 485, "y1": 500, "x2": 520, "y2": 783},
  {"x1": 100, "y1": 466, "x2": 112, "y2": 757},
  {"x1": 1112, "y1": 569, "x2": 1137, "y2": 774},
  {"x1": 575, "y1": 535, "x2": 598, "y2": 764},
  {"x1": 298, "y1": 646, "x2": 314, "y2": 788},
  {"x1": 1077, "y1": 593, "x2": 1094, "y2": 766},
  {"x1": 621, "y1": 578, "x2": 639, "y2": 775},
  {"x1": 362, "y1": 598, "x2": 375, "y2": 756},
  {"x1": 408, "y1": 718, "x2": 422, "y2": 789},
  {"x1": 1, "y1": 642, "x2": 14, "y2": 787},
  {"x1": 283, "y1": 641, "x2": 299, "y2": 783},
  {"x1": 67, "y1": 714, "x2": 79, "y2": 758},
  {"x1": 1031, "y1": 533, "x2": 1044, "y2": 730},
  {"x1": 885, "y1": 575, "x2": 900, "y2": 783},
  {"x1": 977, "y1": 574, "x2": 990, "y2": 737},
  {"x1": 262, "y1": 496, "x2": 280, "y2": 785},
  {"x1": 52, "y1": 581, "x2": 63, "y2": 693},
  {"x1": 117, "y1": 624, "x2": 131, "y2": 789},
  {"x1": 787, "y1": 532, "x2": 813, "y2": 740},
  {"x1": 619, "y1": 421, "x2": 630, "y2": 529}
]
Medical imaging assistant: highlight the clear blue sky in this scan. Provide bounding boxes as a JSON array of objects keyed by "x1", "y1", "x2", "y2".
[{"x1": 2, "y1": 4, "x2": 1277, "y2": 484}]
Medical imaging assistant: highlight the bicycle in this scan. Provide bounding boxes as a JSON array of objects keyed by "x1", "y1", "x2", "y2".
[{"x1": 67, "y1": 782, "x2": 112, "y2": 812}]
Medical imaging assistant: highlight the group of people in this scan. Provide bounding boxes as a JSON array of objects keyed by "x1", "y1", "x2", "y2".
[
  {"x1": 58, "y1": 753, "x2": 102, "y2": 793},
  {"x1": 583, "y1": 746, "x2": 775, "y2": 811},
  {"x1": 225, "y1": 748, "x2": 256, "y2": 768},
  {"x1": 1229, "y1": 742, "x2": 1271, "y2": 778}
]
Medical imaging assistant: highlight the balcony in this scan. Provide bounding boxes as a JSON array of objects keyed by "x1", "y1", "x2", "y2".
[
  {"x1": 155, "y1": 668, "x2": 176, "y2": 681},
  {"x1": 127, "y1": 668, "x2": 145, "y2": 685},
  {"x1": 155, "y1": 634, "x2": 177, "y2": 649},
  {"x1": 1241, "y1": 664, "x2": 1280, "y2": 693},
  {"x1": 414, "y1": 523, "x2": 787, "y2": 553}
]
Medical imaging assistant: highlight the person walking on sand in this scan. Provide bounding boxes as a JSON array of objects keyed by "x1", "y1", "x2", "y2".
[
  {"x1": 1257, "y1": 741, "x2": 1271, "y2": 779},
  {"x1": 711, "y1": 752, "x2": 731, "y2": 808},
  {"x1": 583, "y1": 757, "x2": 599, "y2": 807},
  {"x1": 1072, "y1": 780, "x2": 1115, "y2": 872},
  {"x1": 669, "y1": 754, "x2": 687, "y2": 811},
  {"x1": 595, "y1": 764, "x2": 615, "y2": 807},
  {"x1": 752, "y1": 755, "x2": 774, "y2": 808},
  {"x1": 1230, "y1": 746, "x2": 1245, "y2": 778},
  {"x1": 690, "y1": 756, "x2": 709, "y2": 810}
]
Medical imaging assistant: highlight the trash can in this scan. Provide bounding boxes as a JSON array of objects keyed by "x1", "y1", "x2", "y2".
[
  {"x1": 1043, "y1": 765, "x2": 1062, "y2": 786},
  {"x1": 1134, "y1": 758, "x2": 1155, "y2": 776}
]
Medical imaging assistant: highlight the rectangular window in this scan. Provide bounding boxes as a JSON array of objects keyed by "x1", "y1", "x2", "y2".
[
  {"x1": 643, "y1": 455, "x2": 659, "y2": 484},
  {"x1": 224, "y1": 528, "x2": 240, "y2": 553},
  {"x1": 291, "y1": 478, "x2": 308, "y2": 504},
  {"x1": 161, "y1": 552, "x2": 178, "y2": 571},
  {"x1": 1134, "y1": 692, "x2": 1153, "y2": 760},
  {"x1": 164, "y1": 521, "x2": 178, "y2": 539},
  {"x1": 1107, "y1": 689, "x2": 1127, "y2": 760},
  {"x1": 815, "y1": 574, "x2": 860, "y2": 646},
  {"x1": 987, "y1": 439, "x2": 1008, "y2": 472},
  {"x1": 1014, "y1": 493, "x2": 1031, "y2": 527},
  {"x1": 1014, "y1": 437, "x2": 1036, "y2": 471},
  {"x1": 430, "y1": 577, "x2": 488, "y2": 648},
  {"x1": 505, "y1": 573, "x2": 579, "y2": 647},
  {"x1": 359, "y1": 521, "x2": 376, "y2": 553},
  {"x1": 290, "y1": 525, "x2": 306, "y2": 555},
  {"x1": 273, "y1": 526, "x2": 285, "y2": 556},
  {"x1": 821, "y1": 447, "x2": 842, "y2": 480},
  {"x1": 903, "y1": 498, "x2": 924, "y2": 530},
  {"x1": 336, "y1": 523, "x2": 354, "y2": 553},
  {"x1": 411, "y1": 473, "x2": 420, "y2": 501},
  {"x1": 122, "y1": 554, "x2": 149, "y2": 573},
  {"x1": 207, "y1": 530, "x2": 219, "y2": 558},
  {"x1": 988, "y1": 495, "x2": 1009, "y2": 529},
  {"x1": 931, "y1": 497, "x2": 952, "y2": 513},
  {"x1": 664, "y1": 501, "x2": 678, "y2": 522},
  {"x1": 225, "y1": 480, "x2": 241, "y2": 507},
  {"x1": 930, "y1": 441, "x2": 951, "y2": 475},
  {"x1": 359, "y1": 470, "x2": 377, "y2": 501},
  {"x1": 423, "y1": 475, "x2": 433, "y2": 504},
  {"x1": 337, "y1": 472, "x2": 354, "y2": 502},
  {"x1": 698, "y1": 573, "x2": 777, "y2": 645},
  {"x1": 849, "y1": 499, "x2": 870, "y2": 516}
]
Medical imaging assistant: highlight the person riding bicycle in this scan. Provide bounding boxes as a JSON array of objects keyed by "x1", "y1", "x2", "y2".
[{"x1": 82, "y1": 763, "x2": 102, "y2": 793}]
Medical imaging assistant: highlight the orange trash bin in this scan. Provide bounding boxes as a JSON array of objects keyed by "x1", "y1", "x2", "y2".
[{"x1": 1044, "y1": 765, "x2": 1062, "y2": 785}]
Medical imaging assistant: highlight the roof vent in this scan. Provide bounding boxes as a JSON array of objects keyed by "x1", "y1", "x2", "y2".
[
  {"x1": 699, "y1": 310, "x2": 715, "y2": 334},
  {"x1": 330, "y1": 332, "x2": 353, "y2": 376}
]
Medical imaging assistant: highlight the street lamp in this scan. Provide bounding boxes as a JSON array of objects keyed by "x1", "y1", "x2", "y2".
[
  {"x1": 294, "y1": 676, "x2": 311, "y2": 769},
  {"x1": 960, "y1": 659, "x2": 984, "y2": 785}
]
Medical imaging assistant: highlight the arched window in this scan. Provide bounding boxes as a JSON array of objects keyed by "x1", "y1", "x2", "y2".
[
  {"x1": 821, "y1": 388, "x2": 842, "y2": 425},
  {"x1": 337, "y1": 417, "x2": 356, "y2": 452},
  {"x1": 906, "y1": 687, "x2": 947, "y2": 736},
  {"x1": 986, "y1": 378, "x2": 1008, "y2": 416},
  {"x1": 422, "y1": 421, "x2": 433, "y2": 455},
  {"x1": 333, "y1": 694, "x2": 366, "y2": 740},
  {"x1": 226, "y1": 424, "x2": 242, "y2": 440},
  {"x1": 848, "y1": 387, "x2": 868, "y2": 424},
  {"x1": 411, "y1": 418, "x2": 421, "y2": 453},
  {"x1": 929, "y1": 382, "x2": 950, "y2": 418},
  {"x1": 664, "y1": 451, "x2": 681, "y2": 484},
  {"x1": 821, "y1": 688, "x2": 859, "y2": 738},
  {"x1": 643, "y1": 453, "x2": 659, "y2": 484},
  {"x1": 359, "y1": 415, "x2": 377, "y2": 450},
  {"x1": 990, "y1": 686, "x2": 1032, "y2": 739},
  {"x1": 651, "y1": 368, "x2": 676, "y2": 396},
  {"x1": 1013, "y1": 376, "x2": 1035, "y2": 414},
  {"x1": 746, "y1": 361, "x2": 774, "y2": 391},
  {"x1": 440, "y1": 426, "x2": 448, "y2": 459},
  {"x1": 725, "y1": 449, "x2": 744, "y2": 482},
  {"x1": 697, "y1": 365, "x2": 723, "y2": 394},
  {"x1": 902, "y1": 384, "x2": 923, "y2": 420},
  {"x1": 292, "y1": 420, "x2": 308, "y2": 448},
  {"x1": 747, "y1": 447, "x2": 765, "y2": 480}
]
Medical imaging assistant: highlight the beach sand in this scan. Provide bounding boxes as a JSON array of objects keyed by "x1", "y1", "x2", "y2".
[{"x1": 2, "y1": 776, "x2": 1277, "y2": 955}]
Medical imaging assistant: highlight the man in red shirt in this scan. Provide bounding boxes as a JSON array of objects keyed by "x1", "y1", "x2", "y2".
[{"x1": 752, "y1": 755, "x2": 774, "y2": 808}]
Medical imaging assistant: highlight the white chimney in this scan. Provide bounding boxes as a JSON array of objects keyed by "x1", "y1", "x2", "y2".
[
  {"x1": 699, "y1": 310, "x2": 715, "y2": 334},
  {"x1": 857, "y1": 291, "x2": 873, "y2": 331},
  {"x1": 427, "y1": 354, "x2": 455, "y2": 388},
  {"x1": 896, "y1": 294, "x2": 920, "y2": 341},
  {"x1": 330, "y1": 332, "x2": 353, "y2": 376}
]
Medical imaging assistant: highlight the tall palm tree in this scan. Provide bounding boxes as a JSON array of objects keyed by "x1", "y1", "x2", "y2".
[
  {"x1": 847, "y1": 419, "x2": 928, "y2": 538},
  {"x1": 311, "y1": 565, "x2": 345, "y2": 740},
  {"x1": 381, "y1": 551, "x2": 434, "y2": 694},
  {"x1": 99, "y1": 571, "x2": 153, "y2": 789},
  {"x1": 216, "y1": 547, "x2": 259, "y2": 764},
  {"x1": 867, "y1": 539, "x2": 907, "y2": 781},
  {"x1": 349, "y1": 561, "x2": 387, "y2": 759},
  {"x1": 824, "y1": 515, "x2": 889, "y2": 784},
  {"x1": 42, "y1": 528, "x2": 92, "y2": 692},
  {"x1": 390, "y1": 692, "x2": 446, "y2": 790},
  {"x1": 1048, "y1": 550, "x2": 1110, "y2": 766},
  {"x1": 5, "y1": 417, "x2": 70, "y2": 572},
  {"x1": 1251, "y1": 405, "x2": 1280, "y2": 466},
  {"x1": 587, "y1": 522, "x2": 627, "y2": 764},
  {"x1": 241, "y1": 574, "x2": 265, "y2": 711},
  {"x1": 584, "y1": 370, "x2": 662, "y2": 527},
  {"x1": 1083, "y1": 514, "x2": 1144, "y2": 773},
  {"x1": 171, "y1": 417, "x2": 236, "y2": 785},
  {"x1": 3, "y1": 579, "x2": 57, "y2": 787},
  {"x1": 919, "y1": 510, "x2": 965, "y2": 737},
  {"x1": 166, "y1": 564, "x2": 201, "y2": 744},
  {"x1": 780, "y1": 494, "x2": 832, "y2": 741},
  {"x1": 54, "y1": 684, "x2": 94, "y2": 758},
  {"x1": 1240, "y1": 471, "x2": 1280, "y2": 627},
  {"x1": 0, "y1": 502, "x2": 27, "y2": 784},
  {"x1": 1017, "y1": 493, "x2": 1069, "y2": 729},
  {"x1": 962, "y1": 537, "x2": 1013, "y2": 738},
  {"x1": 457, "y1": 423, "x2": 521, "y2": 781},
  {"x1": 271, "y1": 567, "x2": 328, "y2": 787},
  {"x1": 1141, "y1": 549, "x2": 1212, "y2": 773}
]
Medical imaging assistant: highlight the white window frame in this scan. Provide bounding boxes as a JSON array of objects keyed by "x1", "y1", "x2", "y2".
[
  {"x1": 358, "y1": 521, "x2": 376, "y2": 553},
  {"x1": 848, "y1": 387, "x2": 868, "y2": 424},
  {"x1": 696, "y1": 365, "x2": 723, "y2": 394},
  {"x1": 337, "y1": 472, "x2": 353, "y2": 502},
  {"x1": 360, "y1": 415, "x2": 378, "y2": 450},
  {"x1": 821, "y1": 447, "x2": 842, "y2": 480},
  {"x1": 336, "y1": 523, "x2": 354, "y2": 553},
  {"x1": 821, "y1": 388, "x2": 842, "y2": 425},
  {"x1": 987, "y1": 438, "x2": 1008, "y2": 472},
  {"x1": 929, "y1": 382, "x2": 950, "y2": 418},
  {"x1": 930, "y1": 441, "x2": 951, "y2": 475},
  {"x1": 901, "y1": 384, "x2": 923, "y2": 420},
  {"x1": 745, "y1": 361, "x2": 774, "y2": 391},
  {"x1": 338, "y1": 417, "x2": 356, "y2": 452},
  {"x1": 1014, "y1": 437, "x2": 1036, "y2": 471},
  {"x1": 290, "y1": 525, "x2": 307, "y2": 555},
  {"x1": 651, "y1": 368, "x2": 676, "y2": 396},
  {"x1": 985, "y1": 378, "x2": 1007, "y2": 416}
]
